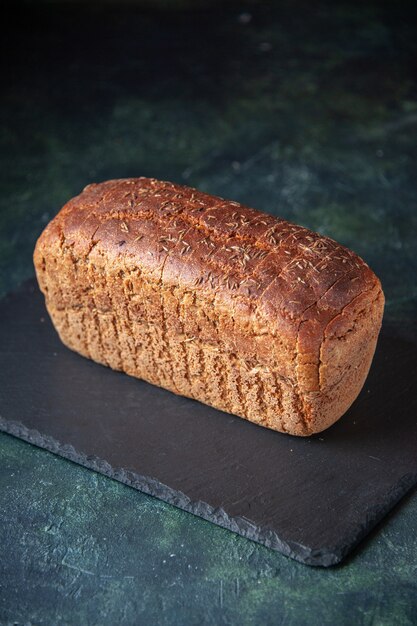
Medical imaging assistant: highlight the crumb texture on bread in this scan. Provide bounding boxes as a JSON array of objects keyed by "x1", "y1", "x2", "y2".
[{"x1": 34, "y1": 178, "x2": 384, "y2": 435}]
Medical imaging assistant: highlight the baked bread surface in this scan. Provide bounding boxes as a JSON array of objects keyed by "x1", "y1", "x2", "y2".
[{"x1": 34, "y1": 178, "x2": 384, "y2": 435}]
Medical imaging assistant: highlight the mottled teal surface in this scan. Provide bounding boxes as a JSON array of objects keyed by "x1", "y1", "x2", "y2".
[
  {"x1": 1, "y1": 1, "x2": 417, "y2": 624},
  {"x1": 1, "y1": 433, "x2": 417, "y2": 626}
]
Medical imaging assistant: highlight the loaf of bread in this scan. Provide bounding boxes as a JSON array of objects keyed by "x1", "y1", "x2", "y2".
[{"x1": 34, "y1": 178, "x2": 384, "y2": 436}]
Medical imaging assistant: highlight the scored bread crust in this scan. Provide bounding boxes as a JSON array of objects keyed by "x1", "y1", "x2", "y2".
[{"x1": 34, "y1": 177, "x2": 384, "y2": 435}]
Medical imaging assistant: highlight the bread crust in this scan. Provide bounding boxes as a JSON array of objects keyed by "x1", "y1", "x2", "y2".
[{"x1": 34, "y1": 178, "x2": 384, "y2": 435}]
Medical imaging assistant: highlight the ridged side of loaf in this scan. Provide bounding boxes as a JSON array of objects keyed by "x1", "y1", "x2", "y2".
[{"x1": 34, "y1": 178, "x2": 384, "y2": 435}]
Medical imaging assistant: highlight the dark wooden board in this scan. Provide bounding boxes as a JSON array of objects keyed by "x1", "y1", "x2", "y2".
[{"x1": 1, "y1": 279, "x2": 416, "y2": 566}]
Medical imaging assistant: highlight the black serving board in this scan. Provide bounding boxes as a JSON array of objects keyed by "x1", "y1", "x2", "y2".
[{"x1": 1, "y1": 280, "x2": 416, "y2": 566}]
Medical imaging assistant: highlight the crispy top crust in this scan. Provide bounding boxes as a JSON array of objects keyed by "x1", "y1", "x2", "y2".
[{"x1": 35, "y1": 177, "x2": 383, "y2": 394}]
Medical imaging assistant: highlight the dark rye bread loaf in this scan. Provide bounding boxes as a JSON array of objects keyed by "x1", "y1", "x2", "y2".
[{"x1": 34, "y1": 178, "x2": 384, "y2": 436}]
